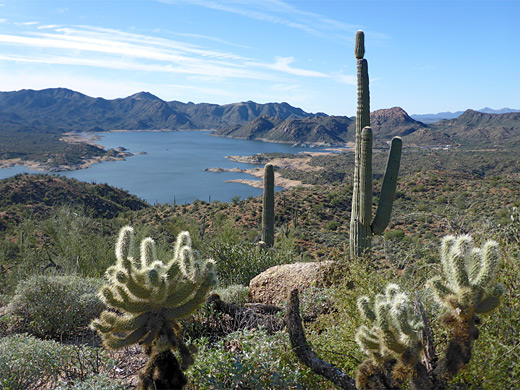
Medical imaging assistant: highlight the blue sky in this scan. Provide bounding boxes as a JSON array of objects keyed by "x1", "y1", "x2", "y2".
[{"x1": 0, "y1": 0, "x2": 518, "y2": 116}]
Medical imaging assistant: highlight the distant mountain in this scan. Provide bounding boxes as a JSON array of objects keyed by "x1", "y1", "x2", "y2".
[
  {"x1": 369, "y1": 107, "x2": 427, "y2": 138},
  {"x1": 169, "y1": 100, "x2": 318, "y2": 130},
  {"x1": 477, "y1": 107, "x2": 520, "y2": 115},
  {"x1": 411, "y1": 108, "x2": 520, "y2": 124},
  {"x1": 0, "y1": 88, "x2": 316, "y2": 133},
  {"x1": 0, "y1": 88, "x2": 193, "y2": 131},
  {"x1": 407, "y1": 109, "x2": 520, "y2": 147},
  {"x1": 411, "y1": 111, "x2": 465, "y2": 124},
  {"x1": 214, "y1": 107, "x2": 426, "y2": 145},
  {"x1": 215, "y1": 115, "x2": 351, "y2": 144}
]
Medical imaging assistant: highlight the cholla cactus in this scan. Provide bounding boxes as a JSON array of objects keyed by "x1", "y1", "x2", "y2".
[
  {"x1": 427, "y1": 234, "x2": 504, "y2": 319},
  {"x1": 91, "y1": 226, "x2": 217, "y2": 389},
  {"x1": 355, "y1": 284, "x2": 424, "y2": 387}
]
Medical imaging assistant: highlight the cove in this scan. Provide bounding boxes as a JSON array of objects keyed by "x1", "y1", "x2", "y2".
[{"x1": 0, "y1": 131, "x2": 310, "y2": 204}]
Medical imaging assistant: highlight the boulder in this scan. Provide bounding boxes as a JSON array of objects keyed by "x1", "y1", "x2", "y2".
[{"x1": 248, "y1": 261, "x2": 334, "y2": 307}]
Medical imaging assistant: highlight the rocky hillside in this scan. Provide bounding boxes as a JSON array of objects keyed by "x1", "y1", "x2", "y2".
[
  {"x1": 407, "y1": 109, "x2": 520, "y2": 147},
  {"x1": 215, "y1": 115, "x2": 351, "y2": 144},
  {"x1": 368, "y1": 107, "x2": 427, "y2": 138},
  {"x1": 215, "y1": 107, "x2": 425, "y2": 145}
]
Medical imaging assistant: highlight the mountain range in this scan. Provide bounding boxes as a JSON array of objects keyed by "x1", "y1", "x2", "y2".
[
  {"x1": 0, "y1": 88, "x2": 317, "y2": 133},
  {"x1": 411, "y1": 108, "x2": 520, "y2": 124},
  {"x1": 1, "y1": 88, "x2": 520, "y2": 151}
]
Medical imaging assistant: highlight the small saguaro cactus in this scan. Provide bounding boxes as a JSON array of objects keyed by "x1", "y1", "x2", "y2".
[
  {"x1": 90, "y1": 226, "x2": 217, "y2": 390},
  {"x1": 350, "y1": 30, "x2": 403, "y2": 258},
  {"x1": 262, "y1": 163, "x2": 275, "y2": 247},
  {"x1": 356, "y1": 284, "x2": 424, "y2": 389}
]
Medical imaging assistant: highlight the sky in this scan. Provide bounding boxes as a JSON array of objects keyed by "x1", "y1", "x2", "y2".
[{"x1": 0, "y1": 0, "x2": 518, "y2": 116}]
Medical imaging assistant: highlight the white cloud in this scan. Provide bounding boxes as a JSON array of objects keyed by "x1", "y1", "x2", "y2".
[
  {"x1": 334, "y1": 73, "x2": 356, "y2": 85},
  {"x1": 257, "y1": 57, "x2": 329, "y2": 78},
  {"x1": 157, "y1": 0, "x2": 360, "y2": 39},
  {"x1": 15, "y1": 21, "x2": 39, "y2": 26},
  {"x1": 0, "y1": 25, "x2": 335, "y2": 82}
]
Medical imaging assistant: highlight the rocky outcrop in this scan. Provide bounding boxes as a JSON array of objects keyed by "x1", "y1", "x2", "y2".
[{"x1": 248, "y1": 261, "x2": 334, "y2": 306}]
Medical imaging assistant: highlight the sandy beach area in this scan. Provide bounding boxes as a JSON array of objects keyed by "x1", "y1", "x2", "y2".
[{"x1": 217, "y1": 148, "x2": 353, "y2": 189}]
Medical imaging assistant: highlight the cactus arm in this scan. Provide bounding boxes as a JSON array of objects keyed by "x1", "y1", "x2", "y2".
[
  {"x1": 103, "y1": 326, "x2": 149, "y2": 349},
  {"x1": 371, "y1": 137, "x2": 403, "y2": 234},
  {"x1": 262, "y1": 163, "x2": 275, "y2": 247},
  {"x1": 473, "y1": 240, "x2": 499, "y2": 288}
]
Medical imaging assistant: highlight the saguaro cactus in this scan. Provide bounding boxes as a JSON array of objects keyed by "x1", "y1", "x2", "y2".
[
  {"x1": 262, "y1": 163, "x2": 275, "y2": 247},
  {"x1": 350, "y1": 30, "x2": 403, "y2": 258},
  {"x1": 91, "y1": 226, "x2": 217, "y2": 389}
]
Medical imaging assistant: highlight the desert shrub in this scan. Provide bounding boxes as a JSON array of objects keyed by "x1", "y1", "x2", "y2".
[
  {"x1": 187, "y1": 329, "x2": 328, "y2": 389},
  {"x1": 209, "y1": 242, "x2": 297, "y2": 287},
  {"x1": 54, "y1": 374, "x2": 126, "y2": 390},
  {"x1": 36, "y1": 206, "x2": 115, "y2": 276},
  {"x1": 6, "y1": 275, "x2": 104, "y2": 339},
  {"x1": 325, "y1": 220, "x2": 341, "y2": 231},
  {"x1": 0, "y1": 333, "x2": 117, "y2": 390}
]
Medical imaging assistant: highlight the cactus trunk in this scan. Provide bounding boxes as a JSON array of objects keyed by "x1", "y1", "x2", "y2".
[
  {"x1": 262, "y1": 163, "x2": 275, "y2": 247},
  {"x1": 350, "y1": 30, "x2": 402, "y2": 258}
]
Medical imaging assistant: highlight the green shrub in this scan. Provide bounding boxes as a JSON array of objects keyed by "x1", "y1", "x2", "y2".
[
  {"x1": 383, "y1": 228, "x2": 405, "y2": 240},
  {"x1": 0, "y1": 333, "x2": 117, "y2": 390},
  {"x1": 55, "y1": 374, "x2": 126, "y2": 390},
  {"x1": 187, "y1": 329, "x2": 327, "y2": 389},
  {"x1": 209, "y1": 242, "x2": 296, "y2": 287},
  {"x1": 6, "y1": 275, "x2": 104, "y2": 339},
  {"x1": 325, "y1": 220, "x2": 341, "y2": 231}
]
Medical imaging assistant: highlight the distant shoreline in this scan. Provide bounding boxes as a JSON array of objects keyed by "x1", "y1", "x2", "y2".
[{"x1": 210, "y1": 148, "x2": 353, "y2": 190}]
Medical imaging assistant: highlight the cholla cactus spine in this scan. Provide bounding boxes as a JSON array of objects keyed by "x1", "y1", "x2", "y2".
[
  {"x1": 355, "y1": 284, "x2": 423, "y2": 360},
  {"x1": 427, "y1": 234, "x2": 504, "y2": 317},
  {"x1": 91, "y1": 226, "x2": 217, "y2": 353}
]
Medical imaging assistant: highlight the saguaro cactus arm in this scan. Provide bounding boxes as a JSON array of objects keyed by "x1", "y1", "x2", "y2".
[
  {"x1": 371, "y1": 137, "x2": 403, "y2": 234},
  {"x1": 262, "y1": 163, "x2": 275, "y2": 247}
]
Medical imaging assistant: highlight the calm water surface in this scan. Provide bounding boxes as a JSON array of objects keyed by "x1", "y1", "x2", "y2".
[{"x1": 0, "y1": 131, "x2": 312, "y2": 204}]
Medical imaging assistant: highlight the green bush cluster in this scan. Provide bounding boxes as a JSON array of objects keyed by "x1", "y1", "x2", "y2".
[
  {"x1": 209, "y1": 241, "x2": 297, "y2": 287},
  {"x1": 5, "y1": 275, "x2": 104, "y2": 339},
  {"x1": 187, "y1": 328, "x2": 327, "y2": 389},
  {"x1": 0, "y1": 333, "x2": 119, "y2": 390}
]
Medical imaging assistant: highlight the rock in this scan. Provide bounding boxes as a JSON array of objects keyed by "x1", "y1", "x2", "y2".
[{"x1": 248, "y1": 261, "x2": 334, "y2": 307}]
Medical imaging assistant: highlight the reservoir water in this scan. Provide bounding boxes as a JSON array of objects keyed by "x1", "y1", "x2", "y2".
[{"x1": 0, "y1": 131, "x2": 312, "y2": 204}]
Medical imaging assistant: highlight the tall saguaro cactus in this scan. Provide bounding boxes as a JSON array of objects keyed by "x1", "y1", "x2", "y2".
[
  {"x1": 262, "y1": 163, "x2": 275, "y2": 247},
  {"x1": 350, "y1": 30, "x2": 403, "y2": 258}
]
